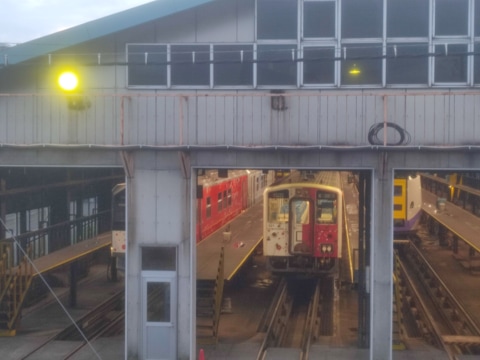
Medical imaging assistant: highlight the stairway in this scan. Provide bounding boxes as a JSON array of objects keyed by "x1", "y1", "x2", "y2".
[
  {"x1": 196, "y1": 247, "x2": 225, "y2": 345},
  {"x1": 0, "y1": 245, "x2": 33, "y2": 336}
]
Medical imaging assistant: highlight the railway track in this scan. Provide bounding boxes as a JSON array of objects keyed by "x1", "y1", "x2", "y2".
[
  {"x1": 20, "y1": 290, "x2": 124, "y2": 360},
  {"x1": 395, "y1": 241, "x2": 480, "y2": 359},
  {"x1": 256, "y1": 276, "x2": 334, "y2": 360}
]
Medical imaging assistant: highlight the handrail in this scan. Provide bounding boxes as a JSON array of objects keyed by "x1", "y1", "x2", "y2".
[
  {"x1": 212, "y1": 246, "x2": 225, "y2": 342},
  {"x1": 0, "y1": 210, "x2": 110, "y2": 268}
]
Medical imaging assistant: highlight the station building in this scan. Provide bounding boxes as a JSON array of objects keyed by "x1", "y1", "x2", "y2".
[{"x1": 1, "y1": 0, "x2": 480, "y2": 359}]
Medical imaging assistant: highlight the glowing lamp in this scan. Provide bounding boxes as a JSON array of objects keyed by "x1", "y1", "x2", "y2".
[
  {"x1": 58, "y1": 71, "x2": 79, "y2": 91},
  {"x1": 349, "y1": 64, "x2": 361, "y2": 75}
]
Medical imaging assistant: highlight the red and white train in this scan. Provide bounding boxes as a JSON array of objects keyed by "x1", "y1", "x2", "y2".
[{"x1": 263, "y1": 171, "x2": 343, "y2": 274}]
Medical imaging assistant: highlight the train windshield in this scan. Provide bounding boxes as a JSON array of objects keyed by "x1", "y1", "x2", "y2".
[
  {"x1": 316, "y1": 191, "x2": 337, "y2": 224},
  {"x1": 267, "y1": 190, "x2": 289, "y2": 223}
]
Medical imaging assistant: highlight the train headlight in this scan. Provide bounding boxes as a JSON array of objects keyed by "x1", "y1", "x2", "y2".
[
  {"x1": 321, "y1": 244, "x2": 327, "y2": 253},
  {"x1": 327, "y1": 244, "x2": 332, "y2": 253}
]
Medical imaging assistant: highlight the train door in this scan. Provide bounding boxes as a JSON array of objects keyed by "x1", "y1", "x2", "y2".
[
  {"x1": 288, "y1": 197, "x2": 314, "y2": 255},
  {"x1": 141, "y1": 247, "x2": 177, "y2": 360}
]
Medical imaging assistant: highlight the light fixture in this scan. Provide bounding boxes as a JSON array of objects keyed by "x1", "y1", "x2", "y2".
[
  {"x1": 57, "y1": 70, "x2": 91, "y2": 110},
  {"x1": 58, "y1": 71, "x2": 79, "y2": 92},
  {"x1": 271, "y1": 90, "x2": 287, "y2": 111},
  {"x1": 349, "y1": 63, "x2": 361, "y2": 75}
]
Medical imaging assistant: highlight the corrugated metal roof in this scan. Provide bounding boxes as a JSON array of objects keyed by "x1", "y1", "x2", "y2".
[{"x1": 0, "y1": 0, "x2": 215, "y2": 67}]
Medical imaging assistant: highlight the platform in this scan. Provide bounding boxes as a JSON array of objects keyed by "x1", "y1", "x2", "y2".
[
  {"x1": 421, "y1": 190, "x2": 480, "y2": 253},
  {"x1": 28, "y1": 232, "x2": 112, "y2": 276},
  {"x1": 197, "y1": 202, "x2": 264, "y2": 281}
]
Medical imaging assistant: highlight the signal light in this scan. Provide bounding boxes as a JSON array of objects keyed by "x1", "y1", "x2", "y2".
[
  {"x1": 58, "y1": 71, "x2": 79, "y2": 92},
  {"x1": 57, "y1": 70, "x2": 91, "y2": 111}
]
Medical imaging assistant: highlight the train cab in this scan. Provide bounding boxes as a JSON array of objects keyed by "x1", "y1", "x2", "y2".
[{"x1": 263, "y1": 176, "x2": 343, "y2": 274}]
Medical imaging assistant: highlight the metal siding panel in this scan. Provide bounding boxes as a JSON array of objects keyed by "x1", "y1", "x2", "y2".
[
  {"x1": 250, "y1": 96, "x2": 264, "y2": 145},
  {"x1": 363, "y1": 96, "x2": 377, "y2": 143},
  {"x1": 223, "y1": 96, "x2": 235, "y2": 144},
  {"x1": 463, "y1": 95, "x2": 475, "y2": 144},
  {"x1": 154, "y1": 96, "x2": 166, "y2": 146},
  {"x1": 432, "y1": 95, "x2": 447, "y2": 144},
  {"x1": 474, "y1": 95, "x2": 480, "y2": 142},
  {"x1": 404, "y1": 96, "x2": 416, "y2": 145},
  {"x1": 318, "y1": 96, "x2": 329, "y2": 143},
  {"x1": 345, "y1": 96, "x2": 359, "y2": 145},
  {"x1": 304, "y1": 96, "x2": 318, "y2": 145},
  {"x1": 196, "y1": 97, "x2": 208, "y2": 145},
  {"x1": 336, "y1": 96, "x2": 347, "y2": 145},
  {"x1": 287, "y1": 97, "x2": 300, "y2": 144},
  {"x1": 453, "y1": 95, "x2": 465, "y2": 145},
  {"x1": 166, "y1": 96, "x2": 180, "y2": 146}
]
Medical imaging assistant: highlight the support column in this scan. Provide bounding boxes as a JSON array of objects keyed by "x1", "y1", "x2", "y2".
[{"x1": 371, "y1": 155, "x2": 393, "y2": 360}]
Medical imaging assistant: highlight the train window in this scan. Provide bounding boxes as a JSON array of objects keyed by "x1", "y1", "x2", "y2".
[
  {"x1": 394, "y1": 204, "x2": 403, "y2": 211},
  {"x1": 223, "y1": 190, "x2": 227, "y2": 209},
  {"x1": 228, "y1": 189, "x2": 232, "y2": 206},
  {"x1": 268, "y1": 198, "x2": 289, "y2": 222},
  {"x1": 316, "y1": 199, "x2": 336, "y2": 224},
  {"x1": 206, "y1": 197, "x2": 211, "y2": 218},
  {"x1": 394, "y1": 185, "x2": 403, "y2": 196},
  {"x1": 217, "y1": 193, "x2": 223, "y2": 212},
  {"x1": 292, "y1": 199, "x2": 310, "y2": 224}
]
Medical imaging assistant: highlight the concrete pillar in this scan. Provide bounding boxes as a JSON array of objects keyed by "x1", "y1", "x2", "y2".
[
  {"x1": 126, "y1": 151, "x2": 191, "y2": 360},
  {"x1": 370, "y1": 157, "x2": 393, "y2": 360}
]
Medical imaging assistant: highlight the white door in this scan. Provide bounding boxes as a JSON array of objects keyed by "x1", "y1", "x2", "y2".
[{"x1": 142, "y1": 272, "x2": 177, "y2": 360}]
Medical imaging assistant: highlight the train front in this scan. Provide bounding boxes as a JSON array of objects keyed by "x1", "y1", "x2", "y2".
[{"x1": 263, "y1": 183, "x2": 343, "y2": 274}]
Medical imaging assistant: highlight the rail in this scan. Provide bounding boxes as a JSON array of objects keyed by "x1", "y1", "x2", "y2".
[
  {"x1": 301, "y1": 280, "x2": 321, "y2": 360},
  {"x1": 257, "y1": 278, "x2": 325, "y2": 360},
  {"x1": 256, "y1": 278, "x2": 290, "y2": 360},
  {"x1": 20, "y1": 290, "x2": 124, "y2": 359},
  {"x1": 396, "y1": 242, "x2": 480, "y2": 358}
]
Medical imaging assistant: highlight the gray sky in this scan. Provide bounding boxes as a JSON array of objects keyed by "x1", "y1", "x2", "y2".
[{"x1": 1, "y1": 0, "x2": 155, "y2": 44}]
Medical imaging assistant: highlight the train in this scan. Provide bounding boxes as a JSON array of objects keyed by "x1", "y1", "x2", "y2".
[
  {"x1": 393, "y1": 174, "x2": 422, "y2": 236},
  {"x1": 109, "y1": 169, "x2": 273, "y2": 273},
  {"x1": 263, "y1": 171, "x2": 423, "y2": 275},
  {"x1": 196, "y1": 169, "x2": 272, "y2": 243},
  {"x1": 263, "y1": 171, "x2": 343, "y2": 274}
]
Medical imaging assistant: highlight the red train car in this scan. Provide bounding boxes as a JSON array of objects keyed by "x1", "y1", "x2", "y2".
[
  {"x1": 196, "y1": 170, "x2": 249, "y2": 243},
  {"x1": 263, "y1": 171, "x2": 343, "y2": 274}
]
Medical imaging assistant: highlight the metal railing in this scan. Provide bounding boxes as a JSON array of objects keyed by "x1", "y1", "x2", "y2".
[{"x1": 0, "y1": 210, "x2": 110, "y2": 268}]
